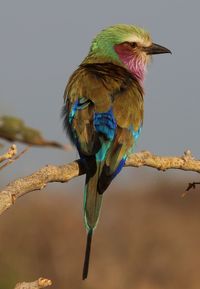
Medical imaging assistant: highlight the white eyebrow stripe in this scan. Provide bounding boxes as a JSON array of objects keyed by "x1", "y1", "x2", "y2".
[
  {"x1": 125, "y1": 35, "x2": 152, "y2": 47},
  {"x1": 125, "y1": 35, "x2": 141, "y2": 43}
]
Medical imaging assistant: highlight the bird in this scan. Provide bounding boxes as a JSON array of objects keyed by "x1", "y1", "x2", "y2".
[{"x1": 62, "y1": 24, "x2": 171, "y2": 280}]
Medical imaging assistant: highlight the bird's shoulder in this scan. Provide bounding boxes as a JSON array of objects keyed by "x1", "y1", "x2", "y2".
[{"x1": 64, "y1": 62, "x2": 143, "y2": 113}]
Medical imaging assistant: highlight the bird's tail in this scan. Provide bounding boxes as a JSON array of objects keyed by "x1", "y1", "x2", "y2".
[
  {"x1": 82, "y1": 160, "x2": 104, "y2": 280},
  {"x1": 82, "y1": 228, "x2": 93, "y2": 280}
]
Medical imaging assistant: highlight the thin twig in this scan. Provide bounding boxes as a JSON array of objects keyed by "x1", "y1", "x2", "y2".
[
  {"x1": 0, "y1": 146, "x2": 30, "y2": 171},
  {"x1": 0, "y1": 144, "x2": 17, "y2": 164},
  {"x1": 186, "y1": 182, "x2": 200, "y2": 192}
]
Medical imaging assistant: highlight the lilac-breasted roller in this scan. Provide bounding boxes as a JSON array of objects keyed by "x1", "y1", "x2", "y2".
[{"x1": 62, "y1": 24, "x2": 171, "y2": 279}]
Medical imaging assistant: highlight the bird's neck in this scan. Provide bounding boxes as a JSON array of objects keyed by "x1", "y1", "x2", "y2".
[
  {"x1": 82, "y1": 53, "x2": 146, "y2": 86},
  {"x1": 82, "y1": 54, "x2": 120, "y2": 66},
  {"x1": 114, "y1": 45, "x2": 146, "y2": 85},
  {"x1": 116, "y1": 53, "x2": 146, "y2": 84}
]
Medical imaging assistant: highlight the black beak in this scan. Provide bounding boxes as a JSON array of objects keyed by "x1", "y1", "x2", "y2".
[{"x1": 143, "y1": 43, "x2": 172, "y2": 55}]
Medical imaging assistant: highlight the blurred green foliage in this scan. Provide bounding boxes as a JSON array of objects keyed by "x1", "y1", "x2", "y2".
[{"x1": 0, "y1": 116, "x2": 64, "y2": 149}]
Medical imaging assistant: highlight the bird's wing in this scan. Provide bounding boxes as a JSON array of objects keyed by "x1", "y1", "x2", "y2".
[
  {"x1": 63, "y1": 63, "x2": 143, "y2": 155},
  {"x1": 62, "y1": 63, "x2": 143, "y2": 230},
  {"x1": 97, "y1": 77, "x2": 143, "y2": 193},
  {"x1": 63, "y1": 63, "x2": 125, "y2": 155}
]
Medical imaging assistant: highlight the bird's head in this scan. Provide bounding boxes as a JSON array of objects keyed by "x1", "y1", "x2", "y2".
[{"x1": 86, "y1": 24, "x2": 171, "y2": 82}]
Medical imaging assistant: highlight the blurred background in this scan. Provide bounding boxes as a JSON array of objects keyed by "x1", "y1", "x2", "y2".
[{"x1": 0, "y1": 0, "x2": 200, "y2": 288}]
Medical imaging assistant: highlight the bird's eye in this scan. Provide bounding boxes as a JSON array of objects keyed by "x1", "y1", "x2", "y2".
[{"x1": 130, "y1": 42, "x2": 137, "y2": 48}]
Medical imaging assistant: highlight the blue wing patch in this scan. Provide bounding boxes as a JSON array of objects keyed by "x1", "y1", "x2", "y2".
[
  {"x1": 69, "y1": 100, "x2": 78, "y2": 124},
  {"x1": 69, "y1": 98, "x2": 92, "y2": 124},
  {"x1": 94, "y1": 108, "x2": 117, "y2": 140},
  {"x1": 112, "y1": 157, "x2": 126, "y2": 178},
  {"x1": 94, "y1": 108, "x2": 117, "y2": 161},
  {"x1": 130, "y1": 125, "x2": 142, "y2": 141}
]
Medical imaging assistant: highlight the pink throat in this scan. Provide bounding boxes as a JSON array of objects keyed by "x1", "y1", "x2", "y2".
[{"x1": 114, "y1": 44, "x2": 146, "y2": 84}]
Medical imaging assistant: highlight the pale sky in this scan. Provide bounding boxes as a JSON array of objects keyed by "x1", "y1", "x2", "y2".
[{"x1": 0, "y1": 0, "x2": 199, "y2": 187}]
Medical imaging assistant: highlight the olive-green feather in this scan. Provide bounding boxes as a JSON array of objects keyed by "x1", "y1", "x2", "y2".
[{"x1": 64, "y1": 62, "x2": 144, "y2": 231}]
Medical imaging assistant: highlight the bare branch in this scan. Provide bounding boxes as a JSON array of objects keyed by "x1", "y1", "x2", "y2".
[
  {"x1": 0, "y1": 160, "x2": 84, "y2": 215},
  {"x1": 126, "y1": 149, "x2": 200, "y2": 172},
  {"x1": 14, "y1": 278, "x2": 52, "y2": 289},
  {"x1": 186, "y1": 182, "x2": 200, "y2": 191},
  {"x1": 0, "y1": 144, "x2": 17, "y2": 164},
  {"x1": 0, "y1": 150, "x2": 200, "y2": 216}
]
